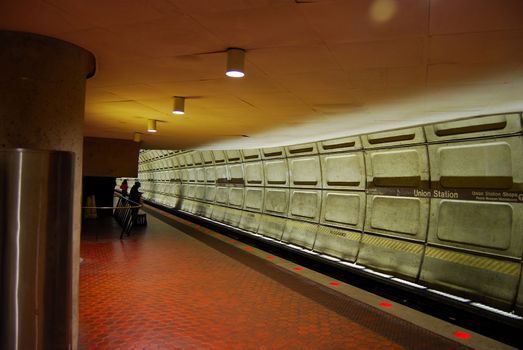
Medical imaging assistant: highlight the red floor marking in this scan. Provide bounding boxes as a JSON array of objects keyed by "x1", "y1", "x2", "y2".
[
  {"x1": 80, "y1": 214, "x2": 466, "y2": 350},
  {"x1": 329, "y1": 281, "x2": 340, "y2": 286},
  {"x1": 379, "y1": 302, "x2": 393, "y2": 308},
  {"x1": 293, "y1": 267, "x2": 303, "y2": 271},
  {"x1": 244, "y1": 247, "x2": 253, "y2": 251},
  {"x1": 453, "y1": 331, "x2": 471, "y2": 339},
  {"x1": 266, "y1": 256, "x2": 275, "y2": 260},
  {"x1": 229, "y1": 239, "x2": 236, "y2": 243}
]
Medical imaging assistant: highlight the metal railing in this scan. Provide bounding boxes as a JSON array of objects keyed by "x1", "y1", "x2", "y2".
[
  {"x1": 114, "y1": 195, "x2": 142, "y2": 239},
  {"x1": 82, "y1": 193, "x2": 142, "y2": 239}
]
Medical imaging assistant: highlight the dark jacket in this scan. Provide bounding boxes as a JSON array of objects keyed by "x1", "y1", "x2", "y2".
[{"x1": 129, "y1": 183, "x2": 141, "y2": 204}]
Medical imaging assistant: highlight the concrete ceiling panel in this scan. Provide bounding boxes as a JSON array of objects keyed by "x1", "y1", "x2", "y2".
[
  {"x1": 2, "y1": 1, "x2": 523, "y2": 149},
  {"x1": 429, "y1": 31, "x2": 523, "y2": 65},
  {"x1": 429, "y1": 0, "x2": 523, "y2": 35},
  {"x1": 330, "y1": 37, "x2": 427, "y2": 70},
  {"x1": 190, "y1": 4, "x2": 322, "y2": 48},
  {"x1": 248, "y1": 45, "x2": 340, "y2": 75},
  {"x1": 299, "y1": 0, "x2": 429, "y2": 44}
]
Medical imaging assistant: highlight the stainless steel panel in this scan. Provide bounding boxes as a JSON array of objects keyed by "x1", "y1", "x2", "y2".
[
  {"x1": 313, "y1": 226, "x2": 361, "y2": 262},
  {"x1": 425, "y1": 113, "x2": 522, "y2": 142},
  {"x1": 1, "y1": 149, "x2": 74, "y2": 350}
]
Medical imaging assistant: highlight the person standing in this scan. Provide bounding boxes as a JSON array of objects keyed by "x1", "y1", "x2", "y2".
[
  {"x1": 128, "y1": 181, "x2": 142, "y2": 225},
  {"x1": 120, "y1": 179, "x2": 129, "y2": 196},
  {"x1": 128, "y1": 181, "x2": 141, "y2": 204}
]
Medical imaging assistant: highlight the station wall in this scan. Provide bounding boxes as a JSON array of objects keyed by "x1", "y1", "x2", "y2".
[{"x1": 125, "y1": 113, "x2": 523, "y2": 315}]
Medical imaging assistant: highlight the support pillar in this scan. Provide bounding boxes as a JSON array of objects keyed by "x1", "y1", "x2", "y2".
[{"x1": 0, "y1": 31, "x2": 95, "y2": 350}]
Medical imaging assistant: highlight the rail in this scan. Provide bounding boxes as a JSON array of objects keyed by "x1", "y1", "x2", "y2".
[{"x1": 83, "y1": 193, "x2": 142, "y2": 239}]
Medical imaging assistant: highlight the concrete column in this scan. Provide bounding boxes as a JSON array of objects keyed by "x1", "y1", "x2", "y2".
[{"x1": 0, "y1": 31, "x2": 95, "y2": 350}]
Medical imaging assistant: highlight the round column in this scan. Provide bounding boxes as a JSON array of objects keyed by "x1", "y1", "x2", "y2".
[{"x1": 0, "y1": 31, "x2": 95, "y2": 350}]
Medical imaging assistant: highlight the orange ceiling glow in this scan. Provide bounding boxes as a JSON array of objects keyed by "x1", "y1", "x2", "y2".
[{"x1": 1, "y1": 0, "x2": 522, "y2": 150}]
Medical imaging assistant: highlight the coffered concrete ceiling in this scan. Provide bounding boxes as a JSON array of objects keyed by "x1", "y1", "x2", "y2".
[{"x1": 2, "y1": 0, "x2": 523, "y2": 150}]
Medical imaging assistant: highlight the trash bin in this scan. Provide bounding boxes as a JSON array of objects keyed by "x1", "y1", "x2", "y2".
[{"x1": 0, "y1": 149, "x2": 74, "y2": 350}]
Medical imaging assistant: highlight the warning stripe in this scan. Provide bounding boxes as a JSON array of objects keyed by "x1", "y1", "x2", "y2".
[
  {"x1": 362, "y1": 235, "x2": 424, "y2": 255},
  {"x1": 425, "y1": 247, "x2": 520, "y2": 276},
  {"x1": 286, "y1": 220, "x2": 318, "y2": 233},
  {"x1": 262, "y1": 214, "x2": 286, "y2": 224},
  {"x1": 317, "y1": 226, "x2": 361, "y2": 242},
  {"x1": 224, "y1": 208, "x2": 242, "y2": 224},
  {"x1": 258, "y1": 215, "x2": 286, "y2": 238}
]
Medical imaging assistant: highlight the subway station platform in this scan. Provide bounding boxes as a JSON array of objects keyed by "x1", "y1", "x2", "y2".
[{"x1": 79, "y1": 205, "x2": 514, "y2": 350}]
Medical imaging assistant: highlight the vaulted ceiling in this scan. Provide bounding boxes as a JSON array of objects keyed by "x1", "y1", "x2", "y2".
[{"x1": 2, "y1": 0, "x2": 523, "y2": 150}]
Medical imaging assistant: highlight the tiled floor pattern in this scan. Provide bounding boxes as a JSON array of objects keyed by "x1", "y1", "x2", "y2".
[{"x1": 80, "y1": 214, "x2": 469, "y2": 350}]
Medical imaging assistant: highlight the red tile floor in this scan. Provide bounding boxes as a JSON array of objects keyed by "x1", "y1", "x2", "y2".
[{"x1": 80, "y1": 211, "x2": 470, "y2": 350}]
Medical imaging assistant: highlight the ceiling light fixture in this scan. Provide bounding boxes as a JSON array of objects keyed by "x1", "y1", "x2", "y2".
[
  {"x1": 147, "y1": 119, "x2": 157, "y2": 133},
  {"x1": 226, "y1": 48, "x2": 245, "y2": 78},
  {"x1": 133, "y1": 132, "x2": 141, "y2": 142},
  {"x1": 172, "y1": 96, "x2": 185, "y2": 115}
]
